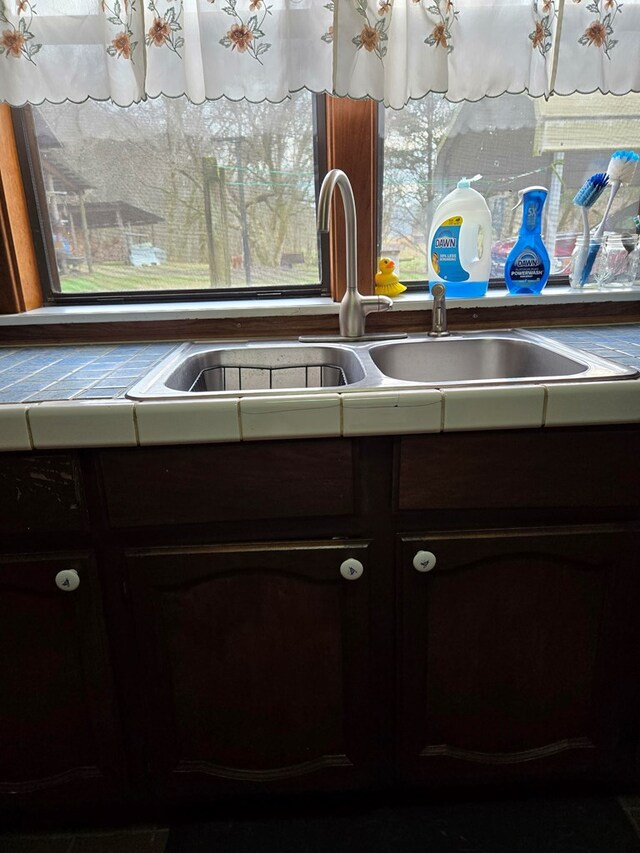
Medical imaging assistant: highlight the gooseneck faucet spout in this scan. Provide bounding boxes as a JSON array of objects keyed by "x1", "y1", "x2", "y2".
[{"x1": 318, "y1": 169, "x2": 393, "y2": 338}]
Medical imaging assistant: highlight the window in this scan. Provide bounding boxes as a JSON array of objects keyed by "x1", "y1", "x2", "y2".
[
  {"x1": 8, "y1": 89, "x2": 640, "y2": 311},
  {"x1": 13, "y1": 92, "x2": 325, "y2": 303},
  {"x1": 381, "y1": 91, "x2": 640, "y2": 288}
]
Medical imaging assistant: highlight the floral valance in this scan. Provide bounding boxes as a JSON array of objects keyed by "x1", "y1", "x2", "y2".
[{"x1": 0, "y1": 0, "x2": 639, "y2": 108}]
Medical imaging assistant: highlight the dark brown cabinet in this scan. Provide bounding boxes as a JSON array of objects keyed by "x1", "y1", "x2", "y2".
[
  {"x1": 2, "y1": 426, "x2": 640, "y2": 817},
  {"x1": 124, "y1": 540, "x2": 378, "y2": 798},
  {"x1": 0, "y1": 453, "x2": 86, "y2": 536},
  {"x1": 397, "y1": 528, "x2": 640, "y2": 787},
  {"x1": 0, "y1": 552, "x2": 123, "y2": 807}
]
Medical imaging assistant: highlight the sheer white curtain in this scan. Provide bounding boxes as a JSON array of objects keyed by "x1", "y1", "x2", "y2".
[
  {"x1": 335, "y1": 0, "x2": 640, "y2": 107},
  {"x1": 0, "y1": 0, "x2": 638, "y2": 106},
  {"x1": 0, "y1": 0, "x2": 334, "y2": 104}
]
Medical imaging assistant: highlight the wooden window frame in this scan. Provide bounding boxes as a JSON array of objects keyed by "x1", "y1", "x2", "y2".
[
  {"x1": 0, "y1": 104, "x2": 44, "y2": 314},
  {"x1": 325, "y1": 96, "x2": 378, "y2": 301}
]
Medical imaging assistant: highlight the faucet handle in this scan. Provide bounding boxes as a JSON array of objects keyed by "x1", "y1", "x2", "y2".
[
  {"x1": 359, "y1": 294, "x2": 393, "y2": 316},
  {"x1": 374, "y1": 295, "x2": 393, "y2": 312}
]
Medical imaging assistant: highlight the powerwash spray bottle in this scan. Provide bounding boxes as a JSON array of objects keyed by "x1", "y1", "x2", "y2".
[
  {"x1": 504, "y1": 186, "x2": 550, "y2": 295},
  {"x1": 427, "y1": 176, "x2": 492, "y2": 298}
]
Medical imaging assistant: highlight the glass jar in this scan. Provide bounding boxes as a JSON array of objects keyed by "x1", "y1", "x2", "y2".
[
  {"x1": 594, "y1": 235, "x2": 616, "y2": 289},
  {"x1": 598, "y1": 234, "x2": 634, "y2": 288},
  {"x1": 626, "y1": 235, "x2": 640, "y2": 287},
  {"x1": 570, "y1": 235, "x2": 604, "y2": 289}
]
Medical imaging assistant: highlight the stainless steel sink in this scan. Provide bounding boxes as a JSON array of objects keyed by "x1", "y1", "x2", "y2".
[
  {"x1": 126, "y1": 331, "x2": 638, "y2": 400},
  {"x1": 128, "y1": 342, "x2": 367, "y2": 398},
  {"x1": 369, "y1": 335, "x2": 589, "y2": 384}
]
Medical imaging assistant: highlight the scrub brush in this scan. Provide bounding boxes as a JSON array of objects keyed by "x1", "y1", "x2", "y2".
[
  {"x1": 572, "y1": 172, "x2": 609, "y2": 287},
  {"x1": 581, "y1": 150, "x2": 639, "y2": 284},
  {"x1": 375, "y1": 257, "x2": 406, "y2": 297}
]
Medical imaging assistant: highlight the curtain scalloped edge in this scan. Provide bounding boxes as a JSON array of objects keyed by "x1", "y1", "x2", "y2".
[{"x1": 3, "y1": 85, "x2": 640, "y2": 111}]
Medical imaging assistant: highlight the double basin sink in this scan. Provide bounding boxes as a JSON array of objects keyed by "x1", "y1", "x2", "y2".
[{"x1": 126, "y1": 330, "x2": 638, "y2": 400}]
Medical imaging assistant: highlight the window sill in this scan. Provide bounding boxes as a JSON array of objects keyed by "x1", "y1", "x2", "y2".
[
  {"x1": 0, "y1": 295, "x2": 336, "y2": 326},
  {"x1": 0, "y1": 287, "x2": 639, "y2": 327},
  {"x1": 1, "y1": 286, "x2": 639, "y2": 345}
]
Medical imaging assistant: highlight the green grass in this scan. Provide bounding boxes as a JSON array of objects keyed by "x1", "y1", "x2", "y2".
[
  {"x1": 59, "y1": 262, "x2": 321, "y2": 294},
  {"x1": 61, "y1": 263, "x2": 210, "y2": 293}
]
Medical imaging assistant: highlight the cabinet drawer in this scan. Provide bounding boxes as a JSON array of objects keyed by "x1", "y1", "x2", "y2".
[
  {"x1": 397, "y1": 428, "x2": 640, "y2": 511},
  {"x1": 0, "y1": 453, "x2": 85, "y2": 534},
  {"x1": 99, "y1": 439, "x2": 356, "y2": 527}
]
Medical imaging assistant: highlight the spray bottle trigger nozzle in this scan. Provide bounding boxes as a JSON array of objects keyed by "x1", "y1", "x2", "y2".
[
  {"x1": 511, "y1": 189, "x2": 525, "y2": 212},
  {"x1": 512, "y1": 185, "x2": 548, "y2": 212}
]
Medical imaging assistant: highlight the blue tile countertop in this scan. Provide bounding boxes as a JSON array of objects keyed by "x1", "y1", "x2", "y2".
[
  {"x1": 0, "y1": 324, "x2": 640, "y2": 403},
  {"x1": 539, "y1": 325, "x2": 640, "y2": 372},
  {"x1": 0, "y1": 326, "x2": 640, "y2": 404},
  {"x1": 0, "y1": 342, "x2": 176, "y2": 404}
]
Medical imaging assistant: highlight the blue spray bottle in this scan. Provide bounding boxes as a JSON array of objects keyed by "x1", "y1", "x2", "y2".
[{"x1": 505, "y1": 186, "x2": 550, "y2": 295}]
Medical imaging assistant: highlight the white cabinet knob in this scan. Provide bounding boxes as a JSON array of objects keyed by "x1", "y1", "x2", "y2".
[
  {"x1": 340, "y1": 558, "x2": 364, "y2": 580},
  {"x1": 55, "y1": 569, "x2": 80, "y2": 592},
  {"x1": 413, "y1": 550, "x2": 436, "y2": 573}
]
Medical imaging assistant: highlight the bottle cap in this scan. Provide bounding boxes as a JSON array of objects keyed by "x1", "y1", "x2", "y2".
[{"x1": 457, "y1": 174, "x2": 482, "y2": 190}]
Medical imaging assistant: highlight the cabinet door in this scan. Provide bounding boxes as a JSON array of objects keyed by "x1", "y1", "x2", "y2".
[
  {"x1": 398, "y1": 528, "x2": 640, "y2": 787},
  {"x1": 0, "y1": 553, "x2": 123, "y2": 805},
  {"x1": 126, "y1": 540, "x2": 377, "y2": 798}
]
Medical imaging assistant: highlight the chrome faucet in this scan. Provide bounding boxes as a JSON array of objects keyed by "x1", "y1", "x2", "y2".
[
  {"x1": 429, "y1": 282, "x2": 450, "y2": 337},
  {"x1": 317, "y1": 169, "x2": 393, "y2": 339}
]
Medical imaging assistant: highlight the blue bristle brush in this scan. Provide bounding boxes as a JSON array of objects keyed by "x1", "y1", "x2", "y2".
[
  {"x1": 572, "y1": 172, "x2": 609, "y2": 287},
  {"x1": 580, "y1": 150, "x2": 639, "y2": 285}
]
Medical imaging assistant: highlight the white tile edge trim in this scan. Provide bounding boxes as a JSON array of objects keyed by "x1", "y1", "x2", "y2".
[
  {"x1": 542, "y1": 379, "x2": 640, "y2": 427},
  {"x1": 133, "y1": 398, "x2": 241, "y2": 445},
  {"x1": 26, "y1": 399, "x2": 138, "y2": 449},
  {"x1": 0, "y1": 404, "x2": 32, "y2": 451},
  {"x1": 341, "y1": 389, "x2": 443, "y2": 436},
  {"x1": 441, "y1": 385, "x2": 546, "y2": 432},
  {"x1": 6, "y1": 381, "x2": 640, "y2": 449}
]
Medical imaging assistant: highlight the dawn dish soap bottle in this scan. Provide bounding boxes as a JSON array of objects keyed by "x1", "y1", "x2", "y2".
[
  {"x1": 427, "y1": 176, "x2": 492, "y2": 298},
  {"x1": 504, "y1": 186, "x2": 550, "y2": 295}
]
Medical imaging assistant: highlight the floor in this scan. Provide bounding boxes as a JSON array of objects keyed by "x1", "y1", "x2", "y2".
[
  {"x1": 0, "y1": 826, "x2": 169, "y2": 852},
  {"x1": 1, "y1": 796, "x2": 640, "y2": 853}
]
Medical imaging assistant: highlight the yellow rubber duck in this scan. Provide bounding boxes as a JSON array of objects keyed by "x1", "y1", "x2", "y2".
[{"x1": 375, "y1": 257, "x2": 407, "y2": 297}]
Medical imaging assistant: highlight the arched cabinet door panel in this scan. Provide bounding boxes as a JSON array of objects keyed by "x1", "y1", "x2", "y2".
[
  {"x1": 125, "y1": 540, "x2": 379, "y2": 799},
  {"x1": 0, "y1": 552, "x2": 124, "y2": 807},
  {"x1": 397, "y1": 527, "x2": 640, "y2": 788}
]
